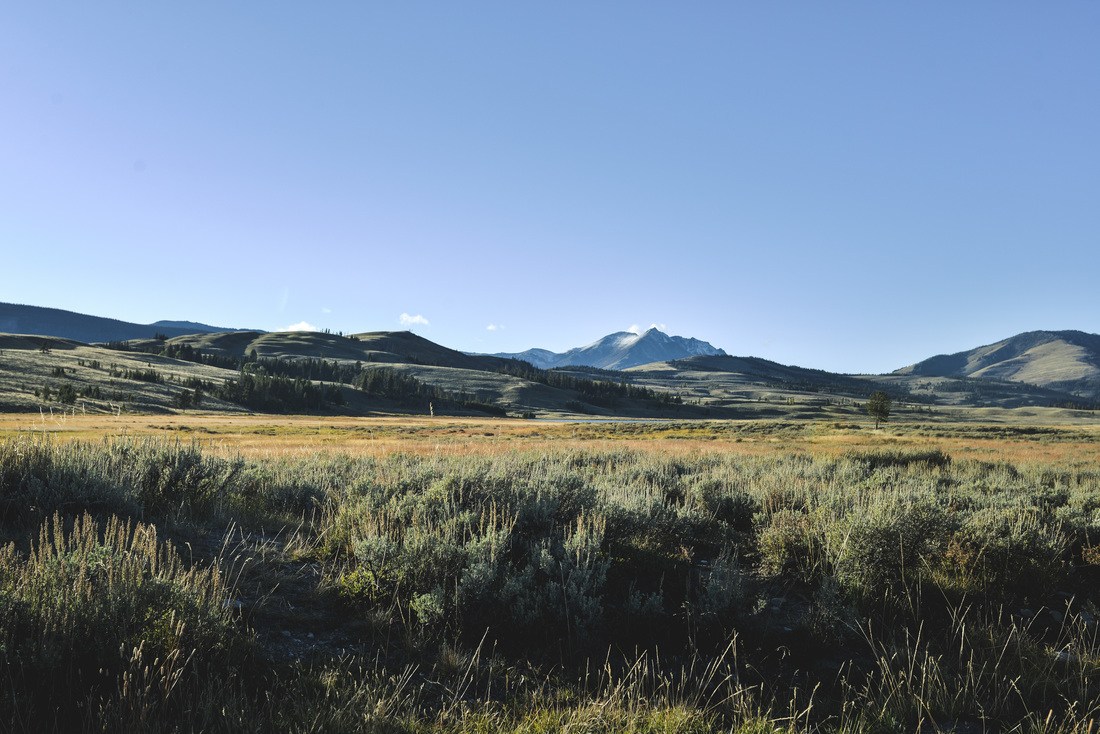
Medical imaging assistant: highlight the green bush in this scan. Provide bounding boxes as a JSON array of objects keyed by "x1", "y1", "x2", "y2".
[
  {"x1": 757, "y1": 509, "x2": 826, "y2": 583},
  {"x1": 831, "y1": 498, "x2": 951, "y2": 598}
]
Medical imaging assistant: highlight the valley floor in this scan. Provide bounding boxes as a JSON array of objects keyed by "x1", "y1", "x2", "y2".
[{"x1": 1, "y1": 411, "x2": 1098, "y2": 462}]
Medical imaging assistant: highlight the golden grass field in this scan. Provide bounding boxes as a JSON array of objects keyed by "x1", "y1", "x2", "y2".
[{"x1": 2, "y1": 411, "x2": 1098, "y2": 465}]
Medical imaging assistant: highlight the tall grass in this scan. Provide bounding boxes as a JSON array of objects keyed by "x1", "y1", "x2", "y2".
[
  {"x1": 1, "y1": 436, "x2": 1100, "y2": 731},
  {"x1": 0, "y1": 512, "x2": 246, "y2": 732}
]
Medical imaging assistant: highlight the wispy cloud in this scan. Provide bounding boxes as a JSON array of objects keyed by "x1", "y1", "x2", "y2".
[
  {"x1": 486, "y1": 323, "x2": 503, "y2": 332},
  {"x1": 282, "y1": 320, "x2": 319, "y2": 332},
  {"x1": 627, "y1": 322, "x2": 667, "y2": 335},
  {"x1": 321, "y1": 307, "x2": 332, "y2": 314},
  {"x1": 399, "y1": 313, "x2": 430, "y2": 327}
]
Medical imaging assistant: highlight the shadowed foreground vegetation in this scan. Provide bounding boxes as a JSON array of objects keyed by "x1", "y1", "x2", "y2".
[{"x1": 1, "y1": 435, "x2": 1099, "y2": 732}]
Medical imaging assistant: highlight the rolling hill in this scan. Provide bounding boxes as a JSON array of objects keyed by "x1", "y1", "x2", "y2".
[
  {"x1": 164, "y1": 330, "x2": 507, "y2": 371},
  {"x1": 635, "y1": 354, "x2": 886, "y2": 395},
  {"x1": 0, "y1": 333, "x2": 252, "y2": 414},
  {"x1": 2, "y1": 304, "x2": 1097, "y2": 419},
  {"x1": 624, "y1": 353, "x2": 1089, "y2": 414},
  {"x1": 136, "y1": 330, "x2": 698, "y2": 417},
  {"x1": 896, "y1": 330, "x2": 1100, "y2": 399}
]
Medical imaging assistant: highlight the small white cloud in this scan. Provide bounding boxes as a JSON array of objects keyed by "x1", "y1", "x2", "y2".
[
  {"x1": 627, "y1": 322, "x2": 667, "y2": 335},
  {"x1": 486, "y1": 323, "x2": 503, "y2": 332},
  {"x1": 399, "y1": 313, "x2": 430, "y2": 327},
  {"x1": 321, "y1": 307, "x2": 333, "y2": 314},
  {"x1": 282, "y1": 320, "x2": 319, "y2": 332}
]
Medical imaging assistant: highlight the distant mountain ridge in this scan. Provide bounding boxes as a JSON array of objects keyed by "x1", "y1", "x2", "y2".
[
  {"x1": 4, "y1": 301, "x2": 1098, "y2": 403},
  {"x1": 2, "y1": 304, "x2": 1096, "y2": 416},
  {"x1": 0, "y1": 302, "x2": 246, "y2": 343},
  {"x1": 896, "y1": 329, "x2": 1100, "y2": 398},
  {"x1": 493, "y1": 328, "x2": 727, "y2": 370}
]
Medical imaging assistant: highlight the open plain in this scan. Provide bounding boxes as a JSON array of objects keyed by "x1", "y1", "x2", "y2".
[{"x1": 2, "y1": 411, "x2": 1099, "y2": 462}]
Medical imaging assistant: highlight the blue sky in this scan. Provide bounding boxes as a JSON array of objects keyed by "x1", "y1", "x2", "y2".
[{"x1": 3, "y1": 3, "x2": 1098, "y2": 373}]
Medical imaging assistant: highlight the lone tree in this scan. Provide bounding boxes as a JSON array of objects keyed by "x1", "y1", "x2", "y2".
[{"x1": 867, "y1": 390, "x2": 891, "y2": 429}]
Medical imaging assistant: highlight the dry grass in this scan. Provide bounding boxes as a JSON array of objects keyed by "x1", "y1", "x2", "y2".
[{"x1": 0, "y1": 412, "x2": 1097, "y2": 465}]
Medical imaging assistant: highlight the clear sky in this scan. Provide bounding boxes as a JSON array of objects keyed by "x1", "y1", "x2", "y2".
[{"x1": 3, "y1": 3, "x2": 1098, "y2": 373}]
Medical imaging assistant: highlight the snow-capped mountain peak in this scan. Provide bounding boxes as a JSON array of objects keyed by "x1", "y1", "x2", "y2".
[{"x1": 493, "y1": 328, "x2": 727, "y2": 370}]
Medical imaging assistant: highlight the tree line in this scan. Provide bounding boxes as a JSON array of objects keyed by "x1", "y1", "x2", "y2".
[
  {"x1": 214, "y1": 368, "x2": 346, "y2": 413},
  {"x1": 353, "y1": 368, "x2": 507, "y2": 416}
]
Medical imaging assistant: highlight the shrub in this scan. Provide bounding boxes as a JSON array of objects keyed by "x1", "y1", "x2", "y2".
[
  {"x1": 831, "y1": 498, "x2": 951, "y2": 598},
  {"x1": 686, "y1": 478, "x2": 760, "y2": 533},
  {"x1": 845, "y1": 449, "x2": 952, "y2": 472},
  {"x1": 943, "y1": 507, "x2": 1068, "y2": 601},
  {"x1": 0, "y1": 438, "x2": 134, "y2": 522},
  {"x1": 0, "y1": 513, "x2": 245, "y2": 728},
  {"x1": 757, "y1": 509, "x2": 827, "y2": 583},
  {"x1": 0, "y1": 437, "x2": 244, "y2": 525}
]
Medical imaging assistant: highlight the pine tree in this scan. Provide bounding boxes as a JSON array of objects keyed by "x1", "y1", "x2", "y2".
[{"x1": 867, "y1": 391, "x2": 891, "y2": 429}]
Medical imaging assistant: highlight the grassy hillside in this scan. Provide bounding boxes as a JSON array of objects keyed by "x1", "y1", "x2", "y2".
[
  {"x1": 5, "y1": 328, "x2": 1096, "y2": 420},
  {"x1": 352, "y1": 330, "x2": 507, "y2": 370},
  {"x1": 628, "y1": 354, "x2": 1091, "y2": 415},
  {"x1": 167, "y1": 329, "x2": 504, "y2": 371},
  {"x1": 897, "y1": 330, "x2": 1100, "y2": 398},
  {"x1": 0, "y1": 331, "x2": 881, "y2": 421},
  {"x1": 161, "y1": 330, "x2": 704, "y2": 417},
  {"x1": 638, "y1": 354, "x2": 882, "y2": 393},
  {"x1": 165, "y1": 330, "x2": 374, "y2": 362},
  {"x1": 871, "y1": 373, "x2": 1091, "y2": 408},
  {"x1": 0, "y1": 333, "x2": 407, "y2": 417},
  {"x1": 0, "y1": 334, "x2": 248, "y2": 414},
  {"x1": 0, "y1": 332, "x2": 691, "y2": 419}
]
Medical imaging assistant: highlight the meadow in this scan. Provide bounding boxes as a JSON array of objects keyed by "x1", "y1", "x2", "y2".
[{"x1": 0, "y1": 415, "x2": 1098, "y2": 732}]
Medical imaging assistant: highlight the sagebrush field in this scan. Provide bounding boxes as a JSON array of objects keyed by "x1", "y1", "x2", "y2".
[{"x1": 1, "y1": 416, "x2": 1098, "y2": 732}]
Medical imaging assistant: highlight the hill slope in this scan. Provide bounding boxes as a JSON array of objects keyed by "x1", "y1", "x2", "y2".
[
  {"x1": 162, "y1": 330, "x2": 700, "y2": 416},
  {"x1": 896, "y1": 330, "x2": 1100, "y2": 398},
  {"x1": 493, "y1": 328, "x2": 726, "y2": 370},
  {"x1": 167, "y1": 330, "x2": 506, "y2": 371},
  {"x1": 0, "y1": 302, "x2": 243, "y2": 343},
  {"x1": 641, "y1": 354, "x2": 883, "y2": 394}
]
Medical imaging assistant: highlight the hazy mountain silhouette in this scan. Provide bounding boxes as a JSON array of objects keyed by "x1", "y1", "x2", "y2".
[{"x1": 0, "y1": 302, "x2": 245, "y2": 343}]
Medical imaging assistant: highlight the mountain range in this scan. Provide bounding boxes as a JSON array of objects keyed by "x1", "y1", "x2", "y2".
[
  {"x1": 0, "y1": 302, "x2": 241, "y2": 344},
  {"x1": 491, "y1": 328, "x2": 727, "y2": 370},
  {"x1": 2, "y1": 301, "x2": 1100, "y2": 404}
]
